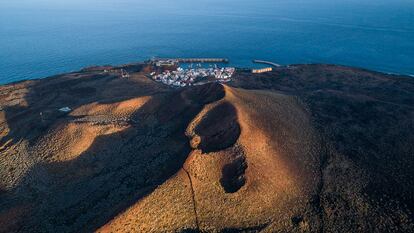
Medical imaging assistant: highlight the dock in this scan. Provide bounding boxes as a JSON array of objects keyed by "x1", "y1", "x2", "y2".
[
  {"x1": 253, "y1": 60, "x2": 281, "y2": 67},
  {"x1": 176, "y1": 58, "x2": 229, "y2": 63},
  {"x1": 153, "y1": 58, "x2": 229, "y2": 64}
]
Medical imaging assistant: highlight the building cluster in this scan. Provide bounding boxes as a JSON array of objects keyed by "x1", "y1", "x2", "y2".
[
  {"x1": 252, "y1": 67, "x2": 273, "y2": 74},
  {"x1": 151, "y1": 67, "x2": 235, "y2": 87}
]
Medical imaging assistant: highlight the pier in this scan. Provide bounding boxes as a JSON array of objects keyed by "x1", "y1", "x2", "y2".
[
  {"x1": 152, "y1": 58, "x2": 229, "y2": 64},
  {"x1": 176, "y1": 58, "x2": 229, "y2": 63},
  {"x1": 253, "y1": 60, "x2": 281, "y2": 67}
]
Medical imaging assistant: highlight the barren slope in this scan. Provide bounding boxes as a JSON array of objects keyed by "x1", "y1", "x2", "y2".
[
  {"x1": 99, "y1": 85, "x2": 322, "y2": 232},
  {"x1": 1, "y1": 64, "x2": 413, "y2": 233}
]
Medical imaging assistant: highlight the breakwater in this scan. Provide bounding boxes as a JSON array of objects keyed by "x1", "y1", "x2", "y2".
[
  {"x1": 153, "y1": 58, "x2": 229, "y2": 64},
  {"x1": 177, "y1": 58, "x2": 229, "y2": 63},
  {"x1": 252, "y1": 60, "x2": 281, "y2": 67}
]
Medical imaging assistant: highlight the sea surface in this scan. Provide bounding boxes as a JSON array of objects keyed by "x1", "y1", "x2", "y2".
[{"x1": 1, "y1": 0, "x2": 413, "y2": 84}]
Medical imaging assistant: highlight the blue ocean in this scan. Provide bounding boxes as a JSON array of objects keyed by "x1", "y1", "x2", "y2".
[{"x1": 1, "y1": 0, "x2": 413, "y2": 84}]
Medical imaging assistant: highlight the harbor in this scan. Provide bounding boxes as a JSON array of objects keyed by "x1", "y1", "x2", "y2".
[
  {"x1": 149, "y1": 58, "x2": 234, "y2": 87},
  {"x1": 148, "y1": 57, "x2": 285, "y2": 87},
  {"x1": 151, "y1": 58, "x2": 229, "y2": 64},
  {"x1": 151, "y1": 66, "x2": 235, "y2": 87}
]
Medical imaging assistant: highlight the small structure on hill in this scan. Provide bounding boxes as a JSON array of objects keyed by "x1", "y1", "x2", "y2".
[
  {"x1": 252, "y1": 67, "x2": 273, "y2": 74},
  {"x1": 120, "y1": 69, "x2": 130, "y2": 78}
]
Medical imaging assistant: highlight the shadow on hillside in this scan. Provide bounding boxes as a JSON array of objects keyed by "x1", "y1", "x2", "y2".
[
  {"x1": 0, "y1": 68, "x2": 225, "y2": 232},
  {"x1": 231, "y1": 65, "x2": 414, "y2": 223}
]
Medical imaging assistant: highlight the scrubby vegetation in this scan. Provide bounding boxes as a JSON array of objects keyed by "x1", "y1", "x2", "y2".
[{"x1": 1, "y1": 63, "x2": 413, "y2": 232}]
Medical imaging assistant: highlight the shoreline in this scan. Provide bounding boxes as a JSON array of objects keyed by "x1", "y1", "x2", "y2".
[{"x1": 1, "y1": 61, "x2": 413, "y2": 87}]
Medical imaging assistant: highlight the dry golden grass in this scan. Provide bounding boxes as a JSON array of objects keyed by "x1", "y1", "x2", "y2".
[
  {"x1": 70, "y1": 96, "x2": 151, "y2": 118},
  {"x1": 2, "y1": 64, "x2": 413, "y2": 232},
  {"x1": 32, "y1": 96, "x2": 151, "y2": 162},
  {"x1": 97, "y1": 170, "x2": 197, "y2": 233},
  {"x1": 184, "y1": 86, "x2": 321, "y2": 231},
  {"x1": 0, "y1": 83, "x2": 31, "y2": 108},
  {"x1": 33, "y1": 122, "x2": 126, "y2": 162},
  {"x1": 97, "y1": 85, "x2": 322, "y2": 232}
]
